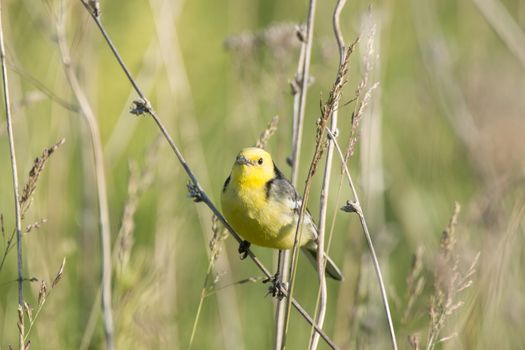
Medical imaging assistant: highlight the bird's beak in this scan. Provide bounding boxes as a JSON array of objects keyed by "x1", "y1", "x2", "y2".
[{"x1": 235, "y1": 155, "x2": 252, "y2": 166}]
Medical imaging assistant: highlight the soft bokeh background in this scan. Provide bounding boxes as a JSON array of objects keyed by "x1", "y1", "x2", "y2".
[{"x1": 1, "y1": 0, "x2": 524, "y2": 349}]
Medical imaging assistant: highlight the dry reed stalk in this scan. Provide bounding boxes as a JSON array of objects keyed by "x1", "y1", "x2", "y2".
[
  {"x1": 309, "y1": 1, "x2": 347, "y2": 349},
  {"x1": 274, "y1": 24, "x2": 308, "y2": 350},
  {"x1": 55, "y1": 4, "x2": 114, "y2": 348},
  {"x1": 290, "y1": 0, "x2": 316, "y2": 187},
  {"x1": 78, "y1": 2, "x2": 337, "y2": 348}
]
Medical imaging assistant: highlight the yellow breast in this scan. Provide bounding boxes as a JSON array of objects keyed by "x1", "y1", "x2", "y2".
[{"x1": 221, "y1": 178, "x2": 297, "y2": 249}]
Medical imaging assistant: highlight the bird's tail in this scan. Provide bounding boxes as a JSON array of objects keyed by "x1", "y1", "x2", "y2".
[{"x1": 301, "y1": 244, "x2": 343, "y2": 281}]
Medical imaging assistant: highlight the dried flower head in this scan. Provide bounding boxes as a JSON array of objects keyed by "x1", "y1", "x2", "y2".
[
  {"x1": 255, "y1": 115, "x2": 279, "y2": 149},
  {"x1": 38, "y1": 281, "x2": 47, "y2": 306},
  {"x1": 426, "y1": 202, "x2": 480, "y2": 349},
  {"x1": 51, "y1": 258, "x2": 66, "y2": 288},
  {"x1": 20, "y1": 139, "x2": 65, "y2": 218}
]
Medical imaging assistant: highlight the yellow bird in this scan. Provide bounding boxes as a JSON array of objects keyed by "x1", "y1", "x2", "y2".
[{"x1": 221, "y1": 147, "x2": 343, "y2": 281}]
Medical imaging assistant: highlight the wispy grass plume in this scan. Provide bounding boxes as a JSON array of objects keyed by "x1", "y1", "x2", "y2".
[{"x1": 424, "y1": 202, "x2": 480, "y2": 350}]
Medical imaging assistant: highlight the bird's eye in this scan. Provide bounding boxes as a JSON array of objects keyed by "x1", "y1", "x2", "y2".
[{"x1": 257, "y1": 158, "x2": 264, "y2": 165}]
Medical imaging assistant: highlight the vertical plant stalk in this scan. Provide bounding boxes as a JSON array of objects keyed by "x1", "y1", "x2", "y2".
[
  {"x1": 274, "y1": 25, "x2": 307, "y2": 350},
  {"x1": 277, "y1": 1, "x2": 318, "y2": 349},
  {"x1": 329, "y1": 128, "x2": 398, "y2": 350},
  {"x1": 77, "y1": 2, "x2": 337, "y2": 348},
  {"x1": 309, "y1": 2, "x2": 347, "y2": 349},
  {"x1": 290, "y1": 0, "x2": 316, "y2": 185},
  {"x1": 0, "y1": 2, "x2": 24, "y2": 348},
  {"x1": 56, "y1": 4, "x2": 114, "y2": 349}
]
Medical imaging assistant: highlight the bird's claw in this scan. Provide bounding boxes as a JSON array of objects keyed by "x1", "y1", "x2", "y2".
[
  {"x1": 238, "y1": 240, "x2": 251, "y2": 260},
  {"x1": 263, "y1": 272, "x2": 286, "y2": 300}
]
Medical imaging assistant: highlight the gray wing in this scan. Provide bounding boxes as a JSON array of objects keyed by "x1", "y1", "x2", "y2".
[
  {"x1": 265, "y1": 177, "x2": 301, "y2": 212},
  {"x1": 265, "y1": 167, "x2": 318, "y2": 240}
]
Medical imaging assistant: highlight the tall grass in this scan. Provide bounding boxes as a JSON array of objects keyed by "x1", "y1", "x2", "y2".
[{"x1": 1, "y1": 0, "x2": 524, "y2": 349}]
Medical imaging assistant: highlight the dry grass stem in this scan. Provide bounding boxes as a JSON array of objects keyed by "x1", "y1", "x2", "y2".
[
  {"x1": 309, "y1": 2, "x2": 348, "y2": 349},
  {"x1": 56, "y1": 4, "x2": 114, "y2": 348},
  {"x1": 0, "y1": 1, "x2": 24, "y2": 332},
  {"x1": 275, "y1": 21, "x2": 308, "y2": 350},
  {"x1": 290, "y1": 0, "x2": 317, "y2": 185}
]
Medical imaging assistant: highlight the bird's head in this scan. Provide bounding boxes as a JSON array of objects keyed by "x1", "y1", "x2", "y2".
[{"x1": 230, "y1": 147, "x2": 275, "y2": 186}]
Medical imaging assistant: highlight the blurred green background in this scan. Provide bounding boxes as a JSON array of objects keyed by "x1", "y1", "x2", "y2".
[{"x1": 1, "y1": 0, "x2": 524, "y2": 349}]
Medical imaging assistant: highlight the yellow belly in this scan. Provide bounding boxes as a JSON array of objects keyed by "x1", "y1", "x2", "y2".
[{"x1": 221, "y1": 182, "x2": 310, "y2": 250}]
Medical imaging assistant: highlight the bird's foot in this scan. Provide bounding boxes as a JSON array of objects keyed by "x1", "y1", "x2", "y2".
[
  {"x1": 238, "y1": 240, "x2": 251, "y2": 260},
  {"x1": 263, "y1": 272, "x2": 286, "y2": 300}
]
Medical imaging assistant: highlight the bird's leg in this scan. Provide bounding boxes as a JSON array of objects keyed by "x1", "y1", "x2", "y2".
[
  {"x1": 238, "y1": 240, "x2": 251, "y2": 260},
  {"x1": 263, "y1": 271, "x2": 286, "y2": 300}
]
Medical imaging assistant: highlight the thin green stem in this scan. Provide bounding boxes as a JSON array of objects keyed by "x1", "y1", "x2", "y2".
[{"x1": 0, "y1": 5, "x2": 24, "y2": 347}]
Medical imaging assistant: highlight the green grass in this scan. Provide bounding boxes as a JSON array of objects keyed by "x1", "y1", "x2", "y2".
[{"x1": 1, "y1": 0, "x2": 525, "y2": 349}]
